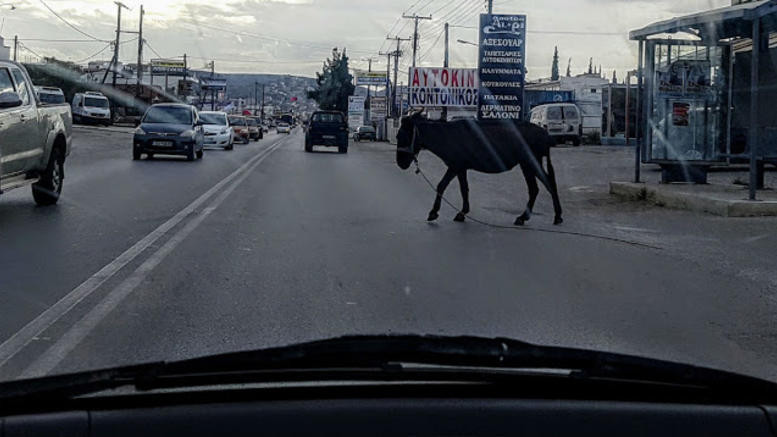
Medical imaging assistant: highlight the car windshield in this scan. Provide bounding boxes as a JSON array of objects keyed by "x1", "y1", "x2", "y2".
[
  {"x1": 4, "y1": 0, "x2": 777, "y2": 389},
  {"x1": 199, "y1": 113, "x2": 227, "y2": 125},
  {"x1": 84, "y1": 97, "x2": 109, "y2": 108},
  {"x1": 143, "y1": 106, "x2": 192, "y2": 124},
  {"x1": 312, "y1": 113, "x2": 343, "y2": 123}
]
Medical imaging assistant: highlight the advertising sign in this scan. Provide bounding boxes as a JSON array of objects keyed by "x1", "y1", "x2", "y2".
[
  {"x1": 409, "y1": 67, "x2": 478, "y2": 107},
  {"x1": 657, "y1": 60, "x2": 712, "y2": 97},
  {"x1": 356, "y1": 71, "x2": 388, "y2": 86},
  {"x1": 151, "y1": 59, "x2": 186, "y2": 76},
  {"x1": 370, "y1": 96, "x2": 387, "y2": 121},
  {"x1": 348, "y1": 114, "x2": 363, "y2": 128},
  {"x1": 348, "y1": 95, "x2": 366, "y2": 114},
  {"x1": 477, "y1": 14, "x2": 526, "y2": 120}
]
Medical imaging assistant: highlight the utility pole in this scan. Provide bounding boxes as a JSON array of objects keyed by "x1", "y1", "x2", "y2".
[
  {"x1": 487, "y1": 0, "x2": 493, "y2": 14},
  {"x1": 135, "y1": 4, "x2": 144, "y2": 100},
  {"x1": 385, "y1": 36, "x2": 411, "y2": 117},
  {"x1": 111, "y1": 2, "x2": 128, "y2": 90},
  {"x1": 402, "y1": 13, "x2": 432, "y2": 67},
  {"x1": 260, "y1": 83, "x2": 265, "y2": 120},
  {"x1": 254, "y1": 81, "x2": 259, "y2": 115},
  {"x1": 12, "y1": 35, "x2": 17, "y2": 62},
  {"x1": 442, "y1": 22, "x2": 449, "y2": 121},
  {"x1": 209, "y1": 60, "x2": 215, "y2": 111},
  {"x1": 444, "y1": 23, "x2": 450, "y2": 68},
  {"x1": 362, "y1": 56, "x2": 377, "y2": 124}
]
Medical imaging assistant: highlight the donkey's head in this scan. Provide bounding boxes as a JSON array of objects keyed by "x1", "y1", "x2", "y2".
[{"x1": 396, "y1": 110, "x2": 424, "y2": 170}]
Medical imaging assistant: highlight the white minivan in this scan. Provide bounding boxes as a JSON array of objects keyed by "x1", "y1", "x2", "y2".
[
  {"x1": 72, "y1": 91, "x2": 111, "y2": 125},
  {"x1": 529, "y1": 103, "x2": 582, "y2": 146}
]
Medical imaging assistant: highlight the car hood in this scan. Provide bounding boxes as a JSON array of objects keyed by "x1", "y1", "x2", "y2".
[{"x1": 140, "y1": 123, "x2": 192, "y2": 135}]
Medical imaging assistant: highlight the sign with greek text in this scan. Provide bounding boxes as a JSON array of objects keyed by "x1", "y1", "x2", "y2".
[
  {"x1": 477, "y1": 14, "x2": 526, "y2": 120},
  {"x1": 408, "y1": 67, "x2": 478, "y2": 107}
]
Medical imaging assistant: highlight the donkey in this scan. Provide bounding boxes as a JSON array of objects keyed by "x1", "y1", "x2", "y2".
[{"x1": 396, "y1": 112, "x2": 563, "y2": 226}]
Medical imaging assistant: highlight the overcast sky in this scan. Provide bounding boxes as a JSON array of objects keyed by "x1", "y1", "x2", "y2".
[{"x1": 0, "y1": 0, "x2": 727, "y2": 79}]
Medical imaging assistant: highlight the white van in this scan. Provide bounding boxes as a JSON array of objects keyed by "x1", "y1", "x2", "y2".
[
  {"x1": 72, "y1": 91, "x2": 111, "y2": 125},
  {"x1": 529, "y1": 103, "x2": 582, "y2": 146},
  {"x1": 34, "y1": 86, "x2": 66, "y2": 105}
]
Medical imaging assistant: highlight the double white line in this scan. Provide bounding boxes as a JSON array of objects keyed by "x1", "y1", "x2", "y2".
[{"x1": 0, "y1": 136, "x2": 287, "y2": 378}]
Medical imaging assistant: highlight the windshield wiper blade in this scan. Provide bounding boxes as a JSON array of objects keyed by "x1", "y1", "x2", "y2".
[{"x1": 1, "y1": 335, "x2": 775, "y2": 402}]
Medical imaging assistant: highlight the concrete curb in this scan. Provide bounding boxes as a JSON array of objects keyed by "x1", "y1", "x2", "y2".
[{"x1": 610, "y1": 181, "x2": 777, "y2": 217}]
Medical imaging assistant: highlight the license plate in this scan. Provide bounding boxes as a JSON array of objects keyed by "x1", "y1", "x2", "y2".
[
  {"x1": 152, "y1": 141, "x2": 172, "y2": 147},
  {"x1": 322, "y1": 135, "x2": 336, "y2": 139}
]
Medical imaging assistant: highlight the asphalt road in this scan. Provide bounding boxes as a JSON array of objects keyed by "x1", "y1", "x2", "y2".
[{"x1": 1, "y1": 126, "x2": 777, "y2": 382}]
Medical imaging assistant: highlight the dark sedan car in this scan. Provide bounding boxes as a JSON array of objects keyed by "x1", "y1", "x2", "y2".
[
  {"x1": 133, "y1": 104, "x2": 204, "y2": 161},
  {"x1": 353, "y1": 125, "x2": 376, "y2": 142},
  {"x1": 305, "y1": 111, "x2": 348, "y2": 153}
]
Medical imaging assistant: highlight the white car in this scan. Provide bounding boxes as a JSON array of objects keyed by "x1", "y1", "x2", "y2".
[
  {"x1": 277, "y1": 122, "x2": 291, "y2": 134},
  {"x1": 35, "y1": 86, "x2": 66, "y2": 105},
  {"x1": 529, "y1": 103, "x2": 582, "y2": 146},
  {"x1": 199, "y1": 111, "x2": 234, "y2": 150},
  {"x1": 72, "y1": 91, "x2": 111, "y2": 125}
]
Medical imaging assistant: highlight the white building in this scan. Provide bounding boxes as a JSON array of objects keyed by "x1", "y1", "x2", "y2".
[
  {"x1": 527, "y1": 73, "x2": 610, "y2": 136},
  {"x1": 0, "y1": 36, "x2": 11, "y2": 61}
]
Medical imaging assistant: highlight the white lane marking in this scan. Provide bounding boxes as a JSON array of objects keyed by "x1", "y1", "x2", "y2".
[
  {"x1": 0, "y1": 137, "x2": 286, "y2": 370},
  {"x1": 20, "y1": 139, "x2": 286, "y2": 378}
]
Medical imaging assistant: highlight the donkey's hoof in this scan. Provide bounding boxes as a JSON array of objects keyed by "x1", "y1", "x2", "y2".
[
  {"x1": 514, "y1": 217, "x2": 525, "y2": 226},
  {"x1": 427, "y1": 211, "x2": 439, "y2": 222},
  {"x1": 553, "y1": 216, "x2": 564, "y2": 225},
  {"x1": 453, "y1": 212, "x2": 466, "y2": 222}
]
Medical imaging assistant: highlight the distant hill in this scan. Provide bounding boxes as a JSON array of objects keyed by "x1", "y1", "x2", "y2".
[{"x1": 192, "y1": 71, "x2": 318, "y2": 113}]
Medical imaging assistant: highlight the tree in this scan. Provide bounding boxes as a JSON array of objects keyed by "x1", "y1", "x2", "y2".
[
  {"x1": 307, "y1": 48, "x2": 354, "y2": 113},
  {"x1": 566, "y1": 58, "x2": 571, "y2": 77},
  {"x1": 587, "y1": 57, "x2": 593, "y2": 74},
  {"x1": 550, "y1": 46, "x2": 559, "y2": 81},
  {"x1": 23, "y1": 57, "x2": 87, "y2": 103}
]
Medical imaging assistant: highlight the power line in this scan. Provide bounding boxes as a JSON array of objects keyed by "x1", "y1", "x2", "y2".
[
  {"x1": 144, "y1": 40, "x2": 163, "y2": 58},
  {"x1": 74, "y1": 43, "x2": 112, "y2": 63},
  {"x1": 37, "y1": 0, "x2": 110, "y2": 42},
  {"x1": 19, "y1": 38, "x2": 106, "y2": 43}
]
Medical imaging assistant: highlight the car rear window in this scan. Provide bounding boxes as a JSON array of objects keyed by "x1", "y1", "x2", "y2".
[
  {"x1": 39, "y1": 93, "x2": 66, "y2": 104},
  {"x1": 563, "y1": 106, "x2": 579, "y2": 120},
  {"x1": 312, "y1": 113, "x2": 344, "y2": 123},
  {"x1": 229, "y1": 117, "x2": 246, "y2": 126},
  {"x1": 546, "y1": 106, "x2": 562, "y2": 121}
]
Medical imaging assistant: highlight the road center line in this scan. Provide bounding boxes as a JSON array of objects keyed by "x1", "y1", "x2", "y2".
[
  {"x1": 0, "y1": 137, "x2": 287, "y2": 371},
  {"x1": 20, "y1": 137, "x2": 287, "y2": 378}
]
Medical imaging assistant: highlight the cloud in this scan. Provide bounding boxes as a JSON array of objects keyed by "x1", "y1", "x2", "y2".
[{"x1": 1, "y1": 0, "x2": 732, "y2": 77}]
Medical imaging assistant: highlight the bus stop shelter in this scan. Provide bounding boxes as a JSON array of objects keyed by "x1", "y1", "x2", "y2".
[{"x1": 630, "y1": 0, "x2": 777, "y2": 199}]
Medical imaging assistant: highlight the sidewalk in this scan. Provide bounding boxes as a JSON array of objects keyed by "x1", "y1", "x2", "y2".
[{"x1": 611, "y1": 181, "x2": 777, "y2": 217}]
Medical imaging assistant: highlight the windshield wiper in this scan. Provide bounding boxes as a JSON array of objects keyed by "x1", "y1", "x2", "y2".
[{"x1": 1, "y1": 335, "x2": 775, "y2": 403}]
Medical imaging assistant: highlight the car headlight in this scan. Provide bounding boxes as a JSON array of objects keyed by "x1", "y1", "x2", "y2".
[
  {"x1": 220, "y1": 129, "x2": 229, "y2": 135},
  {"x1": 134, "y1": 127, "x2": 146, "y2": 135},
  {"x1": 180, "y1": 130, "x2": 196, "y2": 138}
]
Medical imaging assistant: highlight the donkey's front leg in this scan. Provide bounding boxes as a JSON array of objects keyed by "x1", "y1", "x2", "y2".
[
  {"x1": 428, "y1": 168, "x2": 457, "y2": 221},
  {"x1": 454, "y1": 171, "x2": 470, "y2": 222}
]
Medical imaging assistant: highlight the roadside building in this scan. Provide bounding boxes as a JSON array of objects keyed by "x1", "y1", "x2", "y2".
[{"x1": 0, "y1": 36, "x2": 10, "y2": 61}]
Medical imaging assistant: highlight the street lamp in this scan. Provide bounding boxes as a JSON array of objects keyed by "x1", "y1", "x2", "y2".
[
  {"x1": 0, "y1": 3, "x2": 16, "y2": 9},
  {"x1": 456, "y1": 39, "x2": 478, "y2": 47}
]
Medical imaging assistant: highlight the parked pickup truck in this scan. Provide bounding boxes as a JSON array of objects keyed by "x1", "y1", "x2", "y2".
[{"x1": 0, "y1": 60, "x2": 72, "y2": 205}]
